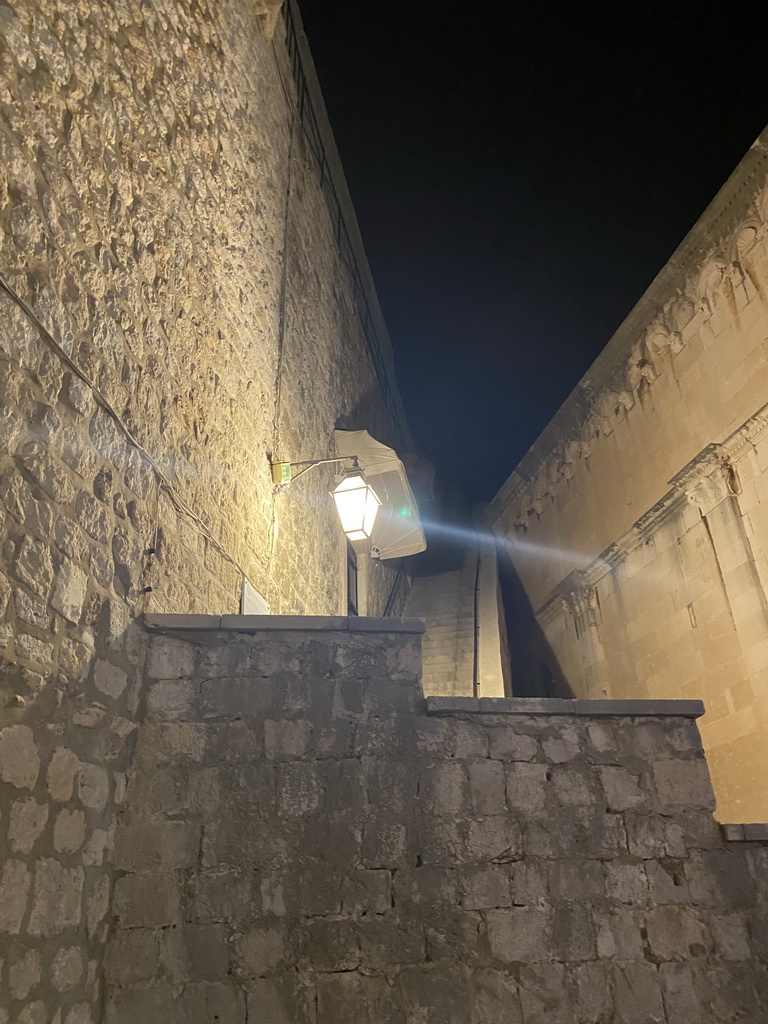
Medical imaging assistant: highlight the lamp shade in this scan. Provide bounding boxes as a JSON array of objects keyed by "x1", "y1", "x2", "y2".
[{"x1": 331, "y1": 472, "x2": 382, "y2": 541}]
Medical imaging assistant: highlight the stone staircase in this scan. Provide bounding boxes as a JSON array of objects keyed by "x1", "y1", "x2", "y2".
[{"x1": 406, "y1": 555, "x2": 477, "y2": 696}]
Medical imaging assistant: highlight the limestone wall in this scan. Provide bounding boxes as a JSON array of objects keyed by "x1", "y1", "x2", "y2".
[
  {"x1": 0, "y1": 1, "x2": 413, "y2": 1020},
  {"x1": 102, "y1": 619, "x2": 768, "y2": 1024},
  {"x1": 490, "y1": 129, "x2": 768, "y2": 821}
]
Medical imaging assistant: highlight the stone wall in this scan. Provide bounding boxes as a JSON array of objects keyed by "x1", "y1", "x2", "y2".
[
  {"x1": 490, "y1": 128, "x2": 768, "y2": 822},
  {"x1": 0, "y1": 1, "x2": 414, "y2": 1020},
  {"x1": 102, "y1": 618, "x2": 768, "y2": 1023}
]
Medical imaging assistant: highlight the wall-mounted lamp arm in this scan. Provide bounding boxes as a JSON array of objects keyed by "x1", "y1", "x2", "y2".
[{"x1": 271, "y1": 455, "x2": 360, "y2": 492}]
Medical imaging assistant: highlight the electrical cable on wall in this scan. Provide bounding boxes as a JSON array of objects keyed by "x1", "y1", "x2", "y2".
[{"x1": 0, "y1": 270, "x2": 254, "y2": 596}]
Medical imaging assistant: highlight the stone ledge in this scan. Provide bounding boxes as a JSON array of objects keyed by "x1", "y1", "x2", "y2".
[
  {"x1": 143, "y1": 613, "x2": 425, "y2": 634},
  {"x1": 426, "y1": 696, "x2": 705, "y2": 717},
  {"x1": 722, "y1": 823, "x2": 768, "y2": 842}
]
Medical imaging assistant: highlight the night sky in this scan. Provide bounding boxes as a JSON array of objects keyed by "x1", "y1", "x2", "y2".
[{"x1": 299, "y1": 0, "x2": 768, "y2": 506}]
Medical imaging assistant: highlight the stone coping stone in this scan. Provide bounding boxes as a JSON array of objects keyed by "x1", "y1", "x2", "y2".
[
  {"x1": 722, "y1": 823, "x2": 768, "y2": 842},
  {"x1": 143, "y1": 613, "x2": 426, "y2": 634},
  {"x1": 426, "y1": 696, "x2": 705, "y2": 718}
]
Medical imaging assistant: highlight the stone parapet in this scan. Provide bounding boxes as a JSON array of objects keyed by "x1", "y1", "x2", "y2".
[{"x1": 102, "y1": 623, "x2": 768, "y2": 1024}]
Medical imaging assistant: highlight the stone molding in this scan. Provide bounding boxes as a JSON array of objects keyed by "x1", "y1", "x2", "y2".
[
  {"x1": 426, "y1": 695, "x2": 706, "y2": 718},
  {"x1": 489, "y1": 133, "x2": 768, "y2": 533},
  {"x1": 143, "y1": 612, "x2": 426, "y2": 634},
  {"x1": 722, "y1": 823, "x2": 768, "y2": 842},
  {"x1": 530, "y1": 403, "x2": 768, "y2": 624}
]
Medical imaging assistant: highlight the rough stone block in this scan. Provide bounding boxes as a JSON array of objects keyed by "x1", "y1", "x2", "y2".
[
  {"x1": 646, "y1": 905, "x2": 708, "y2": 960},
  {"x1": 510, "y1": 860, "x2": 548, "y2": 905},
  {"x1": 652, "y1": 758, "x2": 715, "y2": 811},
  {"x1": 246, "y1": 976, "x2": 307, "y2": 1024},
  {"x1": 506, "y1": 762, "x2": 548, "y2": 816},
  {"x1": 550, "y1": 765, "x2": 597, "y2": 807},
  {"x1": 276, "y1": 762, "x2": 324, "y2": 817},
  {"x1": 399, "y1": 965, "x2": 472, "y2": 1023},
  {"x1": 50, "y1": 560, "x2": 88, "y2": 624},
  {"x1": 594, "y1": 906, "x2": 644, "y2": 959},
  {"x1": 424, "y1": 761, "x2": 467, "y2": 816},
  {"x1": 236, "y1": 921, "x2": 287, "y2": 978},
  {"x1": 660, "y1": 962, "x2": 701, "y2": 1023},
  {"x1": 486, "y1": 906, "x2": 550, "y2": 962},
  {"x1": 362, "y1": 818, "x2": 408, "y2": 868},
  {"x1": 710, "y1": 913, "x2": 751, "y2": 960},
  {"x1": 114, "y1": 822, "x2": 201, "y2": 870},
  {"x1": 645, "y1": 858, "x2": 690, "y2": 904},
  {"x1": 552, "y1": 901, "x2": 596, "y2": 961},
  {"x1": 518, "y1": 963, "x2": 572, "y2": 1024},
  {"x1": 105, "y1": 984, "x2": 176, "y2": 1024},
  {"x1": 9, "y1": 797, "x2": 49, "y2": 853},
  {"x1": 542, "y1": 724, "x2": 581, "y2": 762},
  {"x1": 340, "y1": 869, "x2": 391, "y2": 916},
  {"x1": 468, "y1": 759, "x2": 506, "y2": 815},
  {"x1": 604, "y1": 861, "x2": 648, "y2": 904},
  {"x1": 460, "y1": 866, "x2": 511, "y2": 910},
  {"x1": 13, "y1": 535, "x2": 54, "y2": 597},
  {"x1": 0, "y1": 859, "x2": 31, "y2": 933},
  {"x1": 548, "y1": 859, "x2": 604, "y2": 901},
  {"x1": 105, "y1": 929, "x2": 160, "y2": 986},
  {"x1": 53, "y1": 808, "x2": 86, "y2": 854},
  {"x1": 304, "y1": 917, "x2": 360, "y2": 971},
  {"x1": 51, "y1": 946, "x2": 84, "y2": 992},
  {"x1": 471, "y1": 968, "x2": 523, "y2": 1024},
  {"x1": 46, "y1": 746, "x2": 80, "y2": 801},
  {"x1": 8, "y1": 948, "x2": 42, "y2": 1000},
  {"x1": 0, "y1": 724, "x2": 40, "y2": 789},
  {"x1": 146, "y1": 634, "x2": 195, "y2": 679},
  {"x1": 27, "y1": 859, "x2": 84, "y2": 937},
  {"x1": 568, "y1": 961, "x2": 613, "y2": 1023},
  {"x1": 264, "y1": 718, "x2": 313, "y2": 759},
  {"x1": 687, "y1": 849, "x2": 755, "y2": 908},
  {"x1": 135, "y1": 723, "x2": 205, "y2": 768},
  {"x1": 87, "y1": 875, "x2": 111, "y2": 937},
  {"x1": 586, "y1": 721, "x2": 617, "y2": 755},
  {"x1": 147, "y1": 679, "x2": 196, "y2": 720},
  {"x1": 465, "y1": 815, "x2": 520, "y2": 863},
  {"x1": 175, "y1": 983, "x2": 246, "y2": 1024},
  {"x1": 93, "y1": 659, "x2": 129, "y2": 700},
  {"x1": 599, "y1": 765, "x2": 647, "y2": 811},
  {"x1": 113, "y1": 872, "x2": 181, "y2": 928},
  {"x1": 487, "y1": 726, "x2": 538, "y2": 762},
  {"x1": 77, "y1": 762, "x2": 109, "y2": 810},
  {"x1": 626, "y1": 812, "x2": 686, "y2": 859},
  {"x1": 613, "y1": 962, "x2": 664, "y2": 1024}
]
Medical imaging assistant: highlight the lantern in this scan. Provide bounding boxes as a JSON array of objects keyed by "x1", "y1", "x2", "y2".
[{"x1": 331, "y1": 471, "x2": 382, "y2": 541}]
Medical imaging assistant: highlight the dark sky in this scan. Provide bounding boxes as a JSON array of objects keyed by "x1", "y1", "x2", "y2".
[{"x1": 299, "y1": 0, "x2": 768, "y2": 505}]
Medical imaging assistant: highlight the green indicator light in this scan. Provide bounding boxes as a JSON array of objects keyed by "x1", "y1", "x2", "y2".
[{"x1": 399, "y1": 507, "x2": 410, "y2": 517}]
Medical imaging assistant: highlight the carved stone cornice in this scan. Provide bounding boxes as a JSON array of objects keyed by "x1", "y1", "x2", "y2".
[{"x1": 527, "y1": 401, "x2": 768, "y2": 620}]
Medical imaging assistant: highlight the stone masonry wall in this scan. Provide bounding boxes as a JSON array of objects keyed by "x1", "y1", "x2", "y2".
[
  {"x1": 489, "y1": 130, "x2": 768, "y2": 821},
  {"x1": 0, "y1": 1, "x2": 413, "y2": 1020},
  {"x1": 104, "y1": 619, "x2": 768, "y2": 1023}
]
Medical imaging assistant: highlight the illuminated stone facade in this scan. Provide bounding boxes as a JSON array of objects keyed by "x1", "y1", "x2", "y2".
[
  {"x1": 0, "y1": 0, "x2": 413, "y2": 1018},
  {"x1": 491, "y1": 128, "x2": 768, "y2": 823}
]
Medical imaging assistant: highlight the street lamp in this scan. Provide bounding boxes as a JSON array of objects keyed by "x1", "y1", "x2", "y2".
[
  {"x1": 331, "y1": 469, "x2": 382, "y2": 541},
  {"x1": 271, "y1": 455, "x2": 381, "y2": 541}
]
